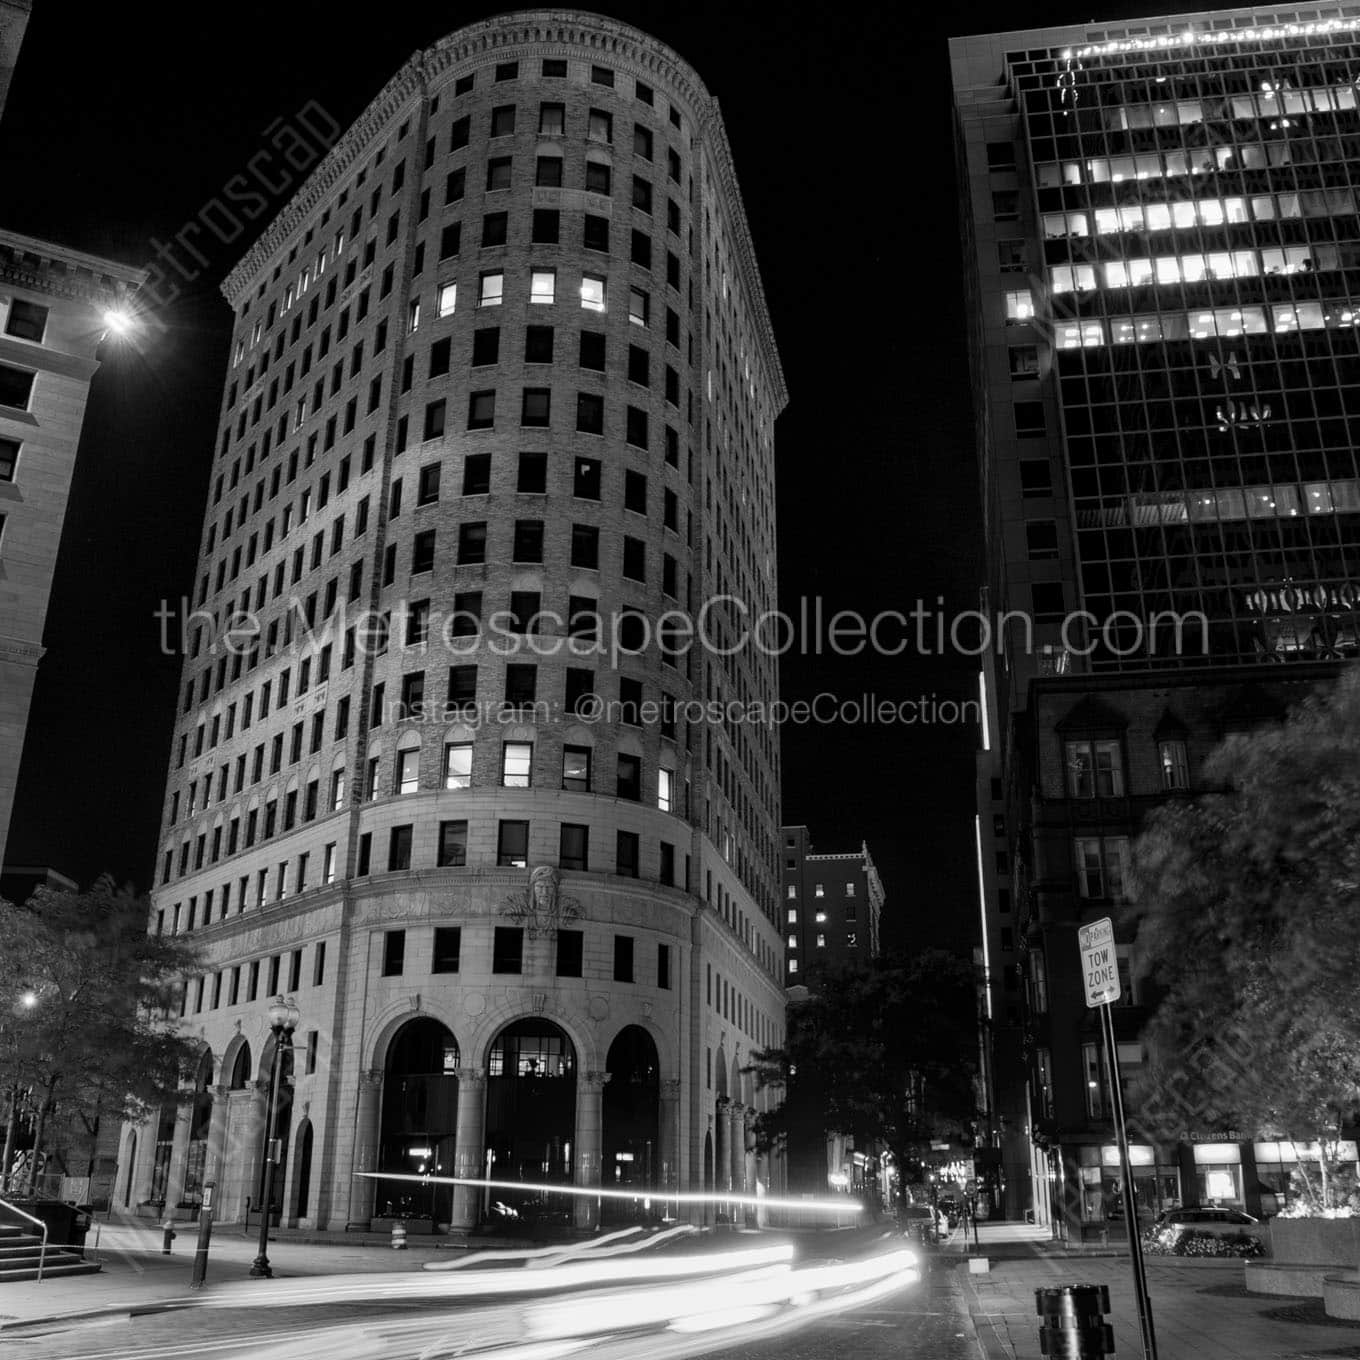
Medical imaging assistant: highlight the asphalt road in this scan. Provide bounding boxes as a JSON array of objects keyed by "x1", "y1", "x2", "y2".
[{"x1": 1, "y1": 1248, "x2": 980, "y2": 1360}]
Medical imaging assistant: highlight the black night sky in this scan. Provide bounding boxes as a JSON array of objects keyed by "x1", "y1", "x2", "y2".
[{"x1": 0, "y1": 0, "x2": 1223, "y2": 954}]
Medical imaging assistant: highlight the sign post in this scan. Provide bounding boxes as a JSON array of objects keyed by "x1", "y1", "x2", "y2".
[{"x1": 1078, "y1": 917, "x2": 1158, "y2": 1360}]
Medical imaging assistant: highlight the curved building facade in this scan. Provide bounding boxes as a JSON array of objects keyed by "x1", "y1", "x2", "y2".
[{"x1": 119, "y1": 10, "x2": 788, "y2": 1231}]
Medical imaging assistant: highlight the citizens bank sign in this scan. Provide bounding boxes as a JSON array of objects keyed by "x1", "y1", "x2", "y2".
[{"x1": 1243, "y1": 581, "x2": 1360, "y2": 613}]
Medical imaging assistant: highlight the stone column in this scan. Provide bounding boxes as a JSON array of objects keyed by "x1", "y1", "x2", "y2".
[
  {"x1": 163, "y1": 1102, "x2": 193, "y2": 1213},
  {"x1": 129, "y1": 1116, "x2": 158, "y2": 1210},
  {"x1": 658, "y1": 1078, "x2": 682, "y2": 1211},
  {"x1": 345, "y1": 1069, "x2": 384, "y2": 1229},
  {"x1": 203, "y1": 1086, "x2": 230, "y2": 1184},
  {"x1": 730, "y1": 1103, "x2": 748, "y2": 1203},
  {"x1": 716, "y1": 1099, "x2": 734, "y2": 1205},
  {"x1": 218, "y1": 1085, "x2": 265, "y2": 1224},
  {"x1": 573, "y1": 1070, "x2": 610, "y2": 1231},
  {"x1": 450, "y1": 1070, "x2": 486, "y2": 1230}
]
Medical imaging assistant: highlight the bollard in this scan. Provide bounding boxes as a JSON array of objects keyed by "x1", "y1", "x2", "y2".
[
  {"x1": 161, "y1": 1220, "x2": 176, "y2": 1256},
  {"x1": 1036, "y1": 1284, "x2": 1115, "y2": 1358},
  {"x1": 391, "y1": 1221, "x2": 407, "y2": 1250}
]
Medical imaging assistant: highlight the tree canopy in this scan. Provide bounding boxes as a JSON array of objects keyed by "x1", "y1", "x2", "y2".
[
  {"x1": 1, "y1": 874, "x2": 201, "y2": 1184},
  {"x1": 747, "y1": 949, "x2": 979, "y2": 1189},
  {"x1": 1127, "y1": 669, "x2": 1360, "y2": 1205}
]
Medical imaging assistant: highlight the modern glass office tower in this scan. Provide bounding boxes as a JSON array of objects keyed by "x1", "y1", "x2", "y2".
[
  {"x1": 119, "y1": 11, "x2": 787, "y2": 1233},
  {"x1": 954, "y1": 8, "x2": 1358, "y2": 1237}
]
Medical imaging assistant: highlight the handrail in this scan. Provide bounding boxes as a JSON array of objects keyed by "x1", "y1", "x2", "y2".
[{"x1": 0, "y1": 1197, "x2": 47, "y2": 1282}]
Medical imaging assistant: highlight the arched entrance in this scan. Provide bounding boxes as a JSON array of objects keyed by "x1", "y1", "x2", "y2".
[
  {"x1": 182, "y1": 1050, "x2": 214, "y2": 1212},
  {"x1": 378, "y1": 1018, "x2": 459, "y2": 1224},
  {"x1": 228, "y1": 1041, "x2": 252, "y2": 1089},
  {"x1": 290, "y1": 1120, "x2": 314, "y2": 1222},
  {"x1": 485, "y1": 1019, "x2": 575, "y2": 1224},
  {"x1": 602, "y1": 1026, "x2": 659, "y2": 1224}
]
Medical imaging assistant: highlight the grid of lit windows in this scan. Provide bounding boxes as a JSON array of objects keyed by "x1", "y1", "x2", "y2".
[{"x1": 1005, "y1": 28, "x2": 1360, "y2": 664}]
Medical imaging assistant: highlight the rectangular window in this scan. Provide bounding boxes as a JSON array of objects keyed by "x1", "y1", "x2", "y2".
[
  {"x1": 395, "y1": 746, "x2": 420, "y2": 794},
  {"x1": 437, "y1": 819, "x2": 468, "y2": 867},
  {"x1": 563, "y1": 744, "x2": 591, "y2": 791},
  {"x1": 1065, "y1": 739, "x2": 1125, "y2": 798},
  {"x1": 0, "y1": 364, "x2": 35, "y2": 410},
  {"x1": 479, "y1": 272, "x2": 504, "y2": 307},
  {"x1": 617, "y1": 754, "x2": 641, "y2": 801},
  {"x1": 502, "y1": 741, "x2": 533, "y2": 787},
  {"x1": 530, "y1": 268, "x2": 556, "y2": 304},
  {"x1": 560, "y1": 822, "x2": 589, "y2": 871},
  {"x1": 498, "y1": 819, "x2": 529, "y2": 867},
  {"x1": 1073, "y1": 836, "x2": 1131, "y2": 901},
  {"x1": 5, "y1": 298, "x2": 49, "y2": 343},
  {"x1": 389, "y1": 823, "x2": 413, "y2": 870},
  {"x1": 382, "y1": 929, "x2": 406, "y2": 976},
  {"x1": 493, "y1": 925, "x2": 523, "y2": 973},
  {"x1": 556, "y1": 928, "x2": 584, "y2": 977},
  {"x1": 1159, "y1": 739, "x2": 1189, "y2": 791},
  {"x1": 657, "y1": 943, "x2": 670, "y2": 990},
  {"x1": 613, "y1": 934, "x2": 634, "y2": 983},
  {"x1": 444, "y1": 742, "x2": 473, "y2": 789},
  {"x1": 432, "y1": 925, "x2": 462, "y2": 973}
]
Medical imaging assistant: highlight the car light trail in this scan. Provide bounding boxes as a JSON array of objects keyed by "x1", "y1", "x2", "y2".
[
  {"x1": 188, "y1": 1241, "x2": 797, "y2": 1311},
  {"x1": 357, "y1": 1170, "x2": 862, "y2": 1216},
  {"x1": 242, "y1": 1244, "x2": 921, "y2": 1360}
]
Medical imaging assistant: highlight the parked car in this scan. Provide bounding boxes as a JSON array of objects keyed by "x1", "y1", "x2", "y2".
[
  {"x1": 1153, "y1": 1206, "x2": 1264, "y2": 1239},
  {"x1": 898, "y1": 1203, "x2": 941, "y2": 1245},
  {"x1": 937, "y1": 1196, "x2": 961, "y2": 1229}
]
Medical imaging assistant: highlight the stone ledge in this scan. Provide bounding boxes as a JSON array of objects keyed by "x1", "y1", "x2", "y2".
[
  {"x1": 1245, "y1": 1260, "x2": 1332, "y2": 1297},
  {"x1": 1324, "y1": 1270, "x2": 1360, "y2": 1320}
]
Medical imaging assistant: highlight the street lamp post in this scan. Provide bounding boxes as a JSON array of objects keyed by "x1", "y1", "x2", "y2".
[
  {"x1": 1, "y1": 990, "x2": 39, "y2": 1194},
  {"x1": 249, "y1": 995, "x2": 299, "y2": 1279}
]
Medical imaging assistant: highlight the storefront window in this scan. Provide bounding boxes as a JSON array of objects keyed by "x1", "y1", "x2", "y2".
[
  {"x1": 1077, "y1": 1144, "x2": 1180, "y2": 1222},
  {"x1": 1194, "y1": 1143, "x2": 1244, "y2": 1205}
]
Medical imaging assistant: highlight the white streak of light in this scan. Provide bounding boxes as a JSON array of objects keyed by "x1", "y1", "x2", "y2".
[{"x1": 358, "y1": 1171, "x2": 860, "y2": 1216}]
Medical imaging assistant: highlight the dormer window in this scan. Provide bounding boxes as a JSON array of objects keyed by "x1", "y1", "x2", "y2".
[
  {"x1": 1159, "y1": 739, "x2": 1189, "y2": 790},
  {"x1": 1065, "y1": 738, "x2": 1124, "y2": 798}
]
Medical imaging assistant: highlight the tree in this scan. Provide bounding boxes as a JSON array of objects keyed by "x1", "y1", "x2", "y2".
[
  {"x1": 1127, "y1": 669, "x2": 1360, "y2": 1211},
  {"x1": 747, "y1": 950, "x2": 979, "y2": 1202},
  {"x1": 0, "y1": 874, "x2": 201, "y2": 1196}
]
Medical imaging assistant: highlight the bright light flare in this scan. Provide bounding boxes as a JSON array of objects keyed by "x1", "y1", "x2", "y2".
[
  {"x1": 359, "y1": 1171, "x2": 862, "y2": 1217},
  {"x1": 102, "y1": 308, "x2": 134, "y2": 337},
  {"x1": 19, "y1": 990, "x2": 37, "y2": 1008}
]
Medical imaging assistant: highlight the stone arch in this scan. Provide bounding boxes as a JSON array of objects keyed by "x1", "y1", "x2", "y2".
[
  {"x1": 482, "y1": 1016, "x2": 579, "y2": 1221},
  {"x1": 469, "y1": 999, "x2": 595, "y2": 1074},
  {"x1": 367, "y1": 999, "x2": 462, "y2": 1073},
  {"x1": 286, "y1": 1118, "x2": 315, "y2": 1224},
  {"x1": 602, "y1": 1025, "x2": 661, "y2": 1223},
  {"x1": 714, "y1": 1046, "x2": 729, "y2": 1101},
  {"x1": 223, "y1": 1035, "x2": 252, "y2": 1088},
  {"x1": 377, "y1": 1017, "x2": 460, "y2": 1223}
]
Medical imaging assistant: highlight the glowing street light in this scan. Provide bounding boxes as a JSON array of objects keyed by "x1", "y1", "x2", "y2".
[{"x1": 101, "y1": 308, "x2": 134, "y2": 339}]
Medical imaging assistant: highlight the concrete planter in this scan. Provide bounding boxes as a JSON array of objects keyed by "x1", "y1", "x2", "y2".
[
  {"x1": 1268, "y1": 1218, "x2": 1360, "y2": 1267},
  {"x1": 1246, "y1": 1219, "x2": 1360, "y2": 1301}
]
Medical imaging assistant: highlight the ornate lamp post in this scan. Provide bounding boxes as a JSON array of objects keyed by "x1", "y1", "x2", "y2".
[{"x1": 249, "y1": 995, "x2": 299, "y2": 1278}]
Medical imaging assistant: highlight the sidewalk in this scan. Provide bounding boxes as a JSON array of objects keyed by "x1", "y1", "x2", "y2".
[
  {"x1": 0, "y1": 1219, "x2": 467, "y2": 1328},
  {"x1": 961, "y1": 1253, "x2": 1360, "y2": 1359}
]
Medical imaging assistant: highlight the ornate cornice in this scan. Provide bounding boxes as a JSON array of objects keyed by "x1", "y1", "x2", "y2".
[{"x1": 0, "y1": 228, "x2": 147, "y2": 308}]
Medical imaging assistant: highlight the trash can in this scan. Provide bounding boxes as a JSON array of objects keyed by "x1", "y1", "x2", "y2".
[{"x1": 1036, "y1": 1284, "x2": 1115, "y2": 1358}]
